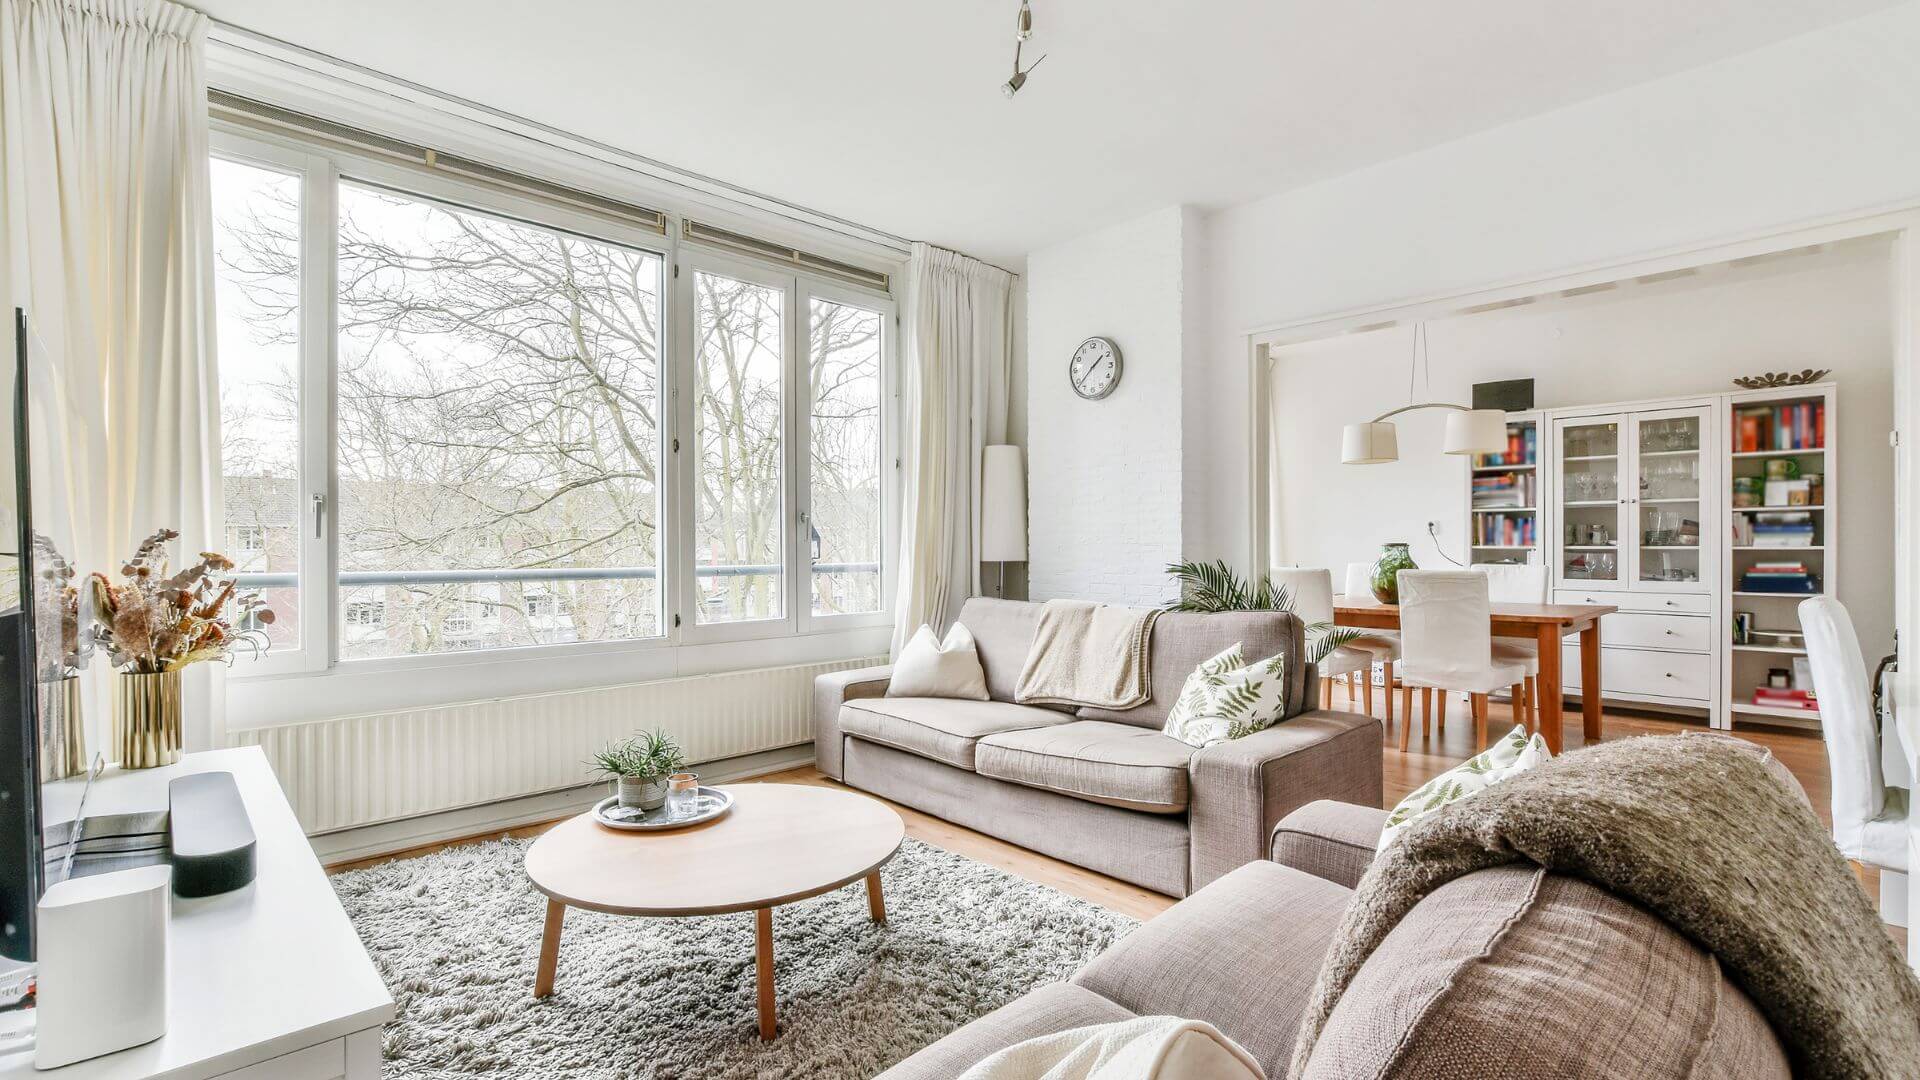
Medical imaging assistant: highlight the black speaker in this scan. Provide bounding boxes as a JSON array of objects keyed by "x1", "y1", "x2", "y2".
[{"x1": 1473, "y1": 379, "x2": 1534, "y2": 412}]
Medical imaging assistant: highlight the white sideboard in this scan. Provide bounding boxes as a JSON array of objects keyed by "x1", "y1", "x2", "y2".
[{"x1": 0, "y1": 748, "x2": 393, "y2": 1080}]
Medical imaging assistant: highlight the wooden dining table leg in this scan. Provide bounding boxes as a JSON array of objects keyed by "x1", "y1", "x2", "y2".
[
  {"x1": 1435, "y1": 691, "x2": 1447, "y2": 733},
  {"x1": 1382, "y1": 661, "x2": 1396, "y2": 728},
  {"x1": 1361, "y1": 669, "x2": 1374, "y2": 717},
  {"x1": 1580, "y1": 621, "x2": 1603, "y2": 743},
  {"x1": 1535, "y1": 625, "x2": 1565, "y2": 754},
  {"x1": 756, "y1": 907, "x2": 776, "y2": 1040},
  {"x1": 534, "y1": 899, "x2": 565, "y2": 999}
]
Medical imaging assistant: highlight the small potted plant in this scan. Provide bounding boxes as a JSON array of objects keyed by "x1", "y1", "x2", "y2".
[{"x1": 590, "y1": 729, "x2": 687, "y2": 811}]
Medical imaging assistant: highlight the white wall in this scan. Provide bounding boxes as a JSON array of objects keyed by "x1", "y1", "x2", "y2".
[
  {"x1": 1026, "y1": 206, "x2": 1199, "y2": 605},
  {"x1": 1193, "y1": 2, "x2": 1920, "y2": 569},
  {"x1": 1270, "y1": 243, "x2": 1896, "y2": 652}
]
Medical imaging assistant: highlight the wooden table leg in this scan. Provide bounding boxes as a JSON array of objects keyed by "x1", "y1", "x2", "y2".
[
  {"x1": 1535, "y1": 625, "x2": 1564, "y2": 755},
  {"x1": 534, "y1": 899, "x2": 565, "y2": 999},
  {"x1": 1580, "y1": 622, "x2": 1603, "y2": 743},
  {"x1": 755, "y1": 907, "x2": 776, "y2": 1041},
  {"x1": 1382, "y1": 661, "x2": 1395, "y2": 728},
  {"x1": 865, "y1": 871, "x2": 886, "y2": 924}
]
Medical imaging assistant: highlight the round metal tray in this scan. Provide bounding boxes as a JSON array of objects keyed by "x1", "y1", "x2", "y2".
[{"x1": 591, "y1": 786, "x2": 734, "y2": 831}]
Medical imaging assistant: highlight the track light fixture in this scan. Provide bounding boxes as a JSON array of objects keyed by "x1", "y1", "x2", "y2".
[{"x1": 1003, "y1": 0, "x2": 1045, "y2": 98}]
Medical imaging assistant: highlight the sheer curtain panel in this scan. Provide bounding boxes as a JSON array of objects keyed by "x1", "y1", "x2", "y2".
[
  {"x1": 0, "y1": 0, "x2": 222, "y2": 748},
  {"x1": 891, "y1": 243, "x2": 1014, "y2": 656}
]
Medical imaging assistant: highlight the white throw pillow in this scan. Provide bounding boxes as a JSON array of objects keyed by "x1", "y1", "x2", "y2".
[
  {"x1": 1161, "y1": 643, "x2": 1291, "y2": 749},
  {"x1": 1378, "y1": 724, "x2": 1551, "y2": 849},
  {"x1": 888, "y1": 622, "x2": 990, "y2": 701}
]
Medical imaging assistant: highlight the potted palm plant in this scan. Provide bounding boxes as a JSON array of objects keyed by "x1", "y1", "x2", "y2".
[
  {"x1": 1164, "y1": 559, "x2": 1359, "y2": 663},
  {"x1": 590, "y1": 729, "x2": 687, "y2": 811}
]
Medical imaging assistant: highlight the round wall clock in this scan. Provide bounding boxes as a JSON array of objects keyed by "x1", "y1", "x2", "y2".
[{"x1": 1069, "y1": 336, "x2": 1123, "y2": 400}]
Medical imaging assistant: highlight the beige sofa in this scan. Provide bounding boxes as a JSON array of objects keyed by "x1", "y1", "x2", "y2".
[
  {"x1": 880, "y1": 799, "x2": 1791, "y2": 1079},
  {"x1": 813, "y1": 597, "x2": 1382, "y2": 897}
]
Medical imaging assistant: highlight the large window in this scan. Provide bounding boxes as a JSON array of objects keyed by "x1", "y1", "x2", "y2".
[{"x1": 211, "y1": 130, "x2": 892, "y2": 673}]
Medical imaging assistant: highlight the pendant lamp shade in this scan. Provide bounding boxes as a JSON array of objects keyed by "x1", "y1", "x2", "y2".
[
  {"x1": 1443, "y1": 409, "x2": 1508, "y2": 456},
  {"x1": 981, "y1": 444, "x2": 1028, "y2": 562},
  {"x1": 1341, "y1": 421, "x2": 1399, "y2": 465}
]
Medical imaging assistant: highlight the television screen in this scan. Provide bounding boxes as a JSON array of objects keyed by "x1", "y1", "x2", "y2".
[{"x1": 1, "y1": 308, "x2": 87, "y2": 964}]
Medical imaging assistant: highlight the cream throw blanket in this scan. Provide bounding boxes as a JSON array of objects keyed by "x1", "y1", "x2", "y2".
[
  {"x1": 960, "y1": 1016, "x2": 1264, "y2": 1080},
  {"x1": 1015, "y1": 600, "x2": 1160, "y2": 710},
  {"x1": 1286, "y1": 733, "x2": 1920, "y2": 1079}
]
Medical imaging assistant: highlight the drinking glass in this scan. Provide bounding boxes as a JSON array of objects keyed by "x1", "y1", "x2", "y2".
[{"x1": 666, "y1": 772, "x2": 702, "y2": 820}]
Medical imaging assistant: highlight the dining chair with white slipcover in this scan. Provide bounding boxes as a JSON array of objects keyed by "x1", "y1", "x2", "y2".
[
  {"x1": 1396, "y1": 571, "x2": 1530, "y2": 753},
  {"x1": 1271, "y1": 568, "x2": 1373, "y2": 712},
  {"x1": 1471, "y1": 562, "x2": 1548, "y2": 732},
  {"x1": 1342, "y1": 562, "x2": 1402, "y2": 728},
  {"x1": 1798, "y1": 595, "x2": 1909, "y2": 920}
]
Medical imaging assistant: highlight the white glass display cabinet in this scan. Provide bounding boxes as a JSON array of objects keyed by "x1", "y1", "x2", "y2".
[{"x1": 1549, "y1": 403, "x2": 1719, "y2": 595}]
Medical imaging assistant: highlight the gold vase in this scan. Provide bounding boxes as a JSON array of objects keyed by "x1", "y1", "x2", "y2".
[
  {"x1": 113, "y1": 670, "x2": 182, "y2": 770},
  {"x1": 37, "y1": 676, "x2": 86, "y2": 781}
]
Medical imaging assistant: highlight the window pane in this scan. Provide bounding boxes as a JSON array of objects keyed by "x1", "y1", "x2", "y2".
[
  {"x1": 335, "y1": 182, "x2": 662, "y2": 658},
  {"x1": 808, "y1": 299, "x2": 883, "y2": 615},
  {"x1": 693, "y1": 270, "x2": 784, "y2": 623},
  {"x1": 212, "y1": 157, "x2": 304, "y2": 651}
]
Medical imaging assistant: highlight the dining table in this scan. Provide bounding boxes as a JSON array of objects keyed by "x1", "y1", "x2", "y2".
[{"x1": 1331, "y1": 595, "x2": 1618, "y2": 754}]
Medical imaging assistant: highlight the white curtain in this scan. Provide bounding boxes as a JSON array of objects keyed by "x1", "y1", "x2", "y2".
[
  {"x1": 0, "y1": 0, "x2": 222, "y2": 749},
  {"x1": 892, "y1": 242, "x2": 1015, "y2": 656}
]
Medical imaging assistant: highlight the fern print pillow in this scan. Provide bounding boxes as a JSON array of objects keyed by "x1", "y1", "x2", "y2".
[
  {"x1": 1377, "y1": 724, "x2": 1552, "y2": 849},
  {"x1": 1162, "y1": 643, "x2": 1292, "y2": 749}
]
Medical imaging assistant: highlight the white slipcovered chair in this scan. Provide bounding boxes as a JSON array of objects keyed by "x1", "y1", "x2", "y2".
[
  {"x1": 1471, "y1": 562, "x2": 1548, "y2": 732},
  {"x1": 1396, "y1": 570, "x2": 1529, "y2": 753},
  {"x1": 1341, "y1": 562, "x2": 1402, "y2": 727},
  {"x1": 1798, "y1": 596, "x2": 1909, "y2": 904},
  {"x1": 1270, "y1": 568, "x2": 1373, "y2": 712}
]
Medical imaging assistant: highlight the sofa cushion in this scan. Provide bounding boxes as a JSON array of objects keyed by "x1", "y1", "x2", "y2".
[
  {"x1": 875, "y1": 982, "x2": 1137, "y2": 1080},
  {"x1": 1080, "y1": 610, "x2": 1310, "y2": 730},
  {"x1": 1072, "y1": 860, "x2": 1350, "y2": 1078},
  {"x1": 1299, "y1": 865, "x2": 1790, "y2": 1079},
  {"x1": 840, "y1": 697, "x2": 1068, "y2": 771},
  {"x1": 975, "y1": 720, "x2": 1196, "y2": 813}
]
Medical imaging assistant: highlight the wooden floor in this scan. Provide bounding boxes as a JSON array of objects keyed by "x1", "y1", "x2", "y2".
[{"x1": 329, "y1": 688, "x2": 1900, "y2": 943}]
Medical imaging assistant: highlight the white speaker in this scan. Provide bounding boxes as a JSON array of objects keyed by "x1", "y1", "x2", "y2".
[{"x1": 34, "y1": 864, "x2": 170, "y2": 1069}]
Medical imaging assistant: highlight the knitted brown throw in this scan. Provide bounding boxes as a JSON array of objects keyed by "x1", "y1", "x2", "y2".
[{"x1": 1286, "y1": 733, "x2": 1920, "y2": 1079}]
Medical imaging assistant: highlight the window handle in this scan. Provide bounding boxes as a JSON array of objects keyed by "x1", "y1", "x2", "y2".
[{"x1": 311, "y1": 493, "x2": 326, "y2": 540}]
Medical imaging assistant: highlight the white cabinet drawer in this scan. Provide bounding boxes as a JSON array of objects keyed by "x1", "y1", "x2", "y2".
[
  {"x1": 1555, "y1": 589, "x2": 1712, "y2": 615},
  {"x1": 1560, "y1": 644, "x2": 1713, "y2": 702},
  {"x1": 1599, "y1": 611, "x2": 1711, "y2": 652}
]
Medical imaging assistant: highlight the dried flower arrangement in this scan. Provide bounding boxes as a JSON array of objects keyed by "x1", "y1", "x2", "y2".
[
  {"x1": 30, "y1": 532, "x2": 89, "y2": 679},
  {"x1": 1732, "y1": 369, "x2": 1830, "y2": 390},
  {"x1": 89, "y1": 528, "x2": 275, "y2": 674}
]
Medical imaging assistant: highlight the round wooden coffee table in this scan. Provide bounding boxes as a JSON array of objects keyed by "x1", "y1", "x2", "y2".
[{"x1": 523, "y1": 783, "x2": 905, "y2": 1040}]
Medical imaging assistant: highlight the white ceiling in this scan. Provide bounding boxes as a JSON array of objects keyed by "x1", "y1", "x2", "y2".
[{"x1": 197, "y1": 0, "x2": 1900, "y2": 268}]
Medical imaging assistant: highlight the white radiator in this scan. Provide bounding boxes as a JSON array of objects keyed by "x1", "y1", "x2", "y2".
[{"x1": 228, "y1": 656, "x2": 883, "y2": 834}]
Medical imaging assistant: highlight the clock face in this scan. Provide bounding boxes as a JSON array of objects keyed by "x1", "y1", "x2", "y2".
[{"x1": 1070, "y1": 336, "x2": 1122, "y2": 400}]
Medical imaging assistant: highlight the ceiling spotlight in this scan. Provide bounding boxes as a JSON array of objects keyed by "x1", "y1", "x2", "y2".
[{"x1": 1003, "y1": 1, "x2": 1045, "y2": 98}]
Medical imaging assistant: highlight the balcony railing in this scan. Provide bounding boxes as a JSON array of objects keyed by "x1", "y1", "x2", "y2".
[{"x1": 233, "y1": 563, "x2": 878, "y2": 590}]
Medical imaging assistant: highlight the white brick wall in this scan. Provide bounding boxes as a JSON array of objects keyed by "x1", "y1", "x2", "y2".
[{"x1": 1025, "y1": 206, "x2": 1197, "y2": 607}]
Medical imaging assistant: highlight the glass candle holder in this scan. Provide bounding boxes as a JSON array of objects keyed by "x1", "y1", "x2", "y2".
[{"x1": 665, "y1": 772, "x2": 701, "y2": 820}]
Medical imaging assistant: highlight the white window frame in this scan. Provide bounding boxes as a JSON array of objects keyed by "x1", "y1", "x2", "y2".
[
  {"x1": 211, "y1": 121, "x2": 897, "y2": 682},
  {"x1": 796, "y1": 277, "x2": 897, "y2": 635}
]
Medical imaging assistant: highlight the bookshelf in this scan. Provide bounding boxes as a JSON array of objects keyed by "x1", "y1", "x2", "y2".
[
  {"x1": 1720, "y1": 382, "x2": 1835, "y2": 731},
  {"x1": 1467, "y1": 411, "x2": 1542, "y2": 566}
]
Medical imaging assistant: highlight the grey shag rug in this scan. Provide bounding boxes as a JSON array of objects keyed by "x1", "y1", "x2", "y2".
[{"x1": 333, "y1": 835, "x2": 1138, "y2": 1078}]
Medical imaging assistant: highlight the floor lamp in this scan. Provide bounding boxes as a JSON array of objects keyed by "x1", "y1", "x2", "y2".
[{"x1": 982, "y1": 445, "x2": 1027, "y2": 597}]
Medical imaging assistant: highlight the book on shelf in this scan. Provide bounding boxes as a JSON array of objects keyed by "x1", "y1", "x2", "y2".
[
  {"x1": 1752, "y1": 687, "x2": 1818, "y2": 711},
  {"x1": 1732, "y1": 401, "x2": 1825, "y2": 453},
  {"x1": 1474, "y1": 424, "x2": 1537, "y2": 469},
  {"x1": 1739, "y1": 561, "x2": 1819, "y2": 593},
  {"x1": 1470, "y1": 470, "x2": 1535, "y2": 507},
  {"x1": 1474, "y1": 513, "x2": 1535, "y2": 547}
]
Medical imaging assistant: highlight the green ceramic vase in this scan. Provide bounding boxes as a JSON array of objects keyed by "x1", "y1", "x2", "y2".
[{"x1": 1370, "y1": 542, "x2": 1417, "y2": 603}]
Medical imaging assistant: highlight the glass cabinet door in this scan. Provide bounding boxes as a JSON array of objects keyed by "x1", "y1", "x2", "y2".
[
  {"x1": 1554, "y1": 416, "x2": 1625, "y2": 587},
  {"x1": 1630, "y1": 407, "x2": 1708, "y2": 589}
]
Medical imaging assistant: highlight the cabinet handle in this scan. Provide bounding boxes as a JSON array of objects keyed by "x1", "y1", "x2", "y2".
[
  {"x1": 1664, "y1": 629, "x2": 1676, "y2": 635},
  {"x1": 1664, "y1": 672, "x2": 1676, "y2": 678}
]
